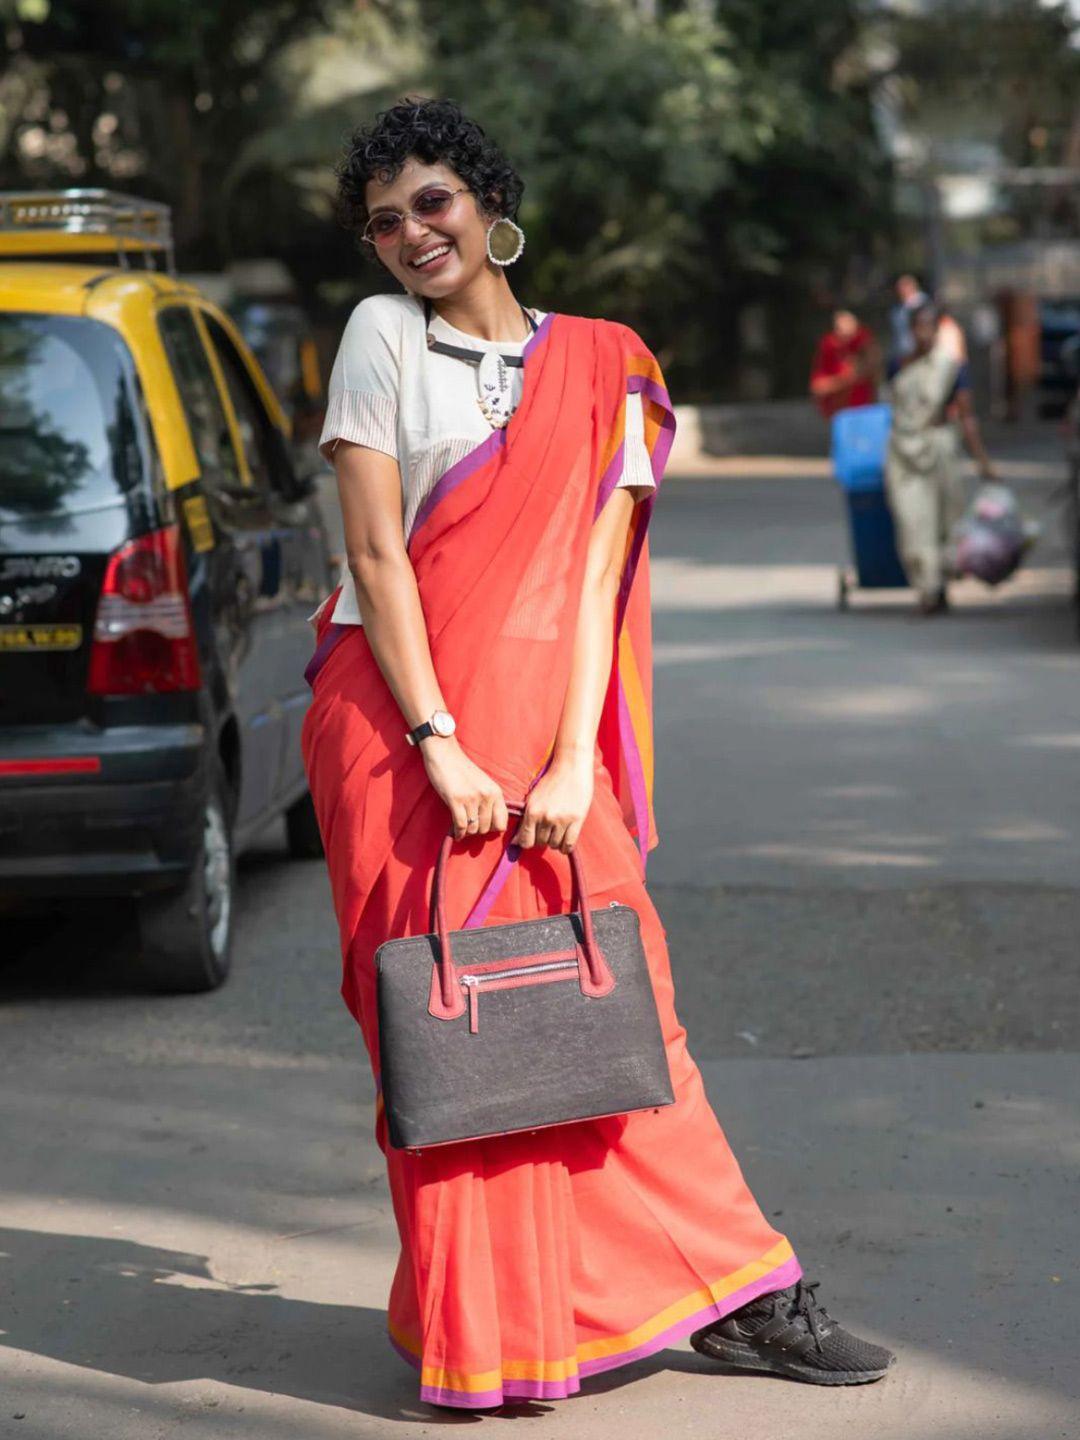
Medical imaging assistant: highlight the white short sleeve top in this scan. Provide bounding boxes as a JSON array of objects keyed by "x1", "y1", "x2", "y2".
[{"x1": 318, "y1": 293, "x2": 655, "y2": 626}]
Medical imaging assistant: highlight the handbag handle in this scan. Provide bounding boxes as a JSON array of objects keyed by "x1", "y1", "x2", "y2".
[{"x1": 427, "y1": 803, "x2": 615, "y2": 1019}]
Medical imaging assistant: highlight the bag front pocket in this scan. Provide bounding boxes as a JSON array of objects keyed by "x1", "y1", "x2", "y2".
[{"x1": 458, "y1": 951, "x2": 580, "y2": 1034}]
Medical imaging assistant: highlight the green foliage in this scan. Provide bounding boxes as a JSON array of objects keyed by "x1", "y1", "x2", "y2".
[
  {"x1": 0, "y1": 0, "x2": 336, "y2": 262},
  {"x1": 0, "y1": 0, "x2": 893, "y2": 395},
  {"x1": 416, "y1": 0, "x2": 892, "y2": 392}
]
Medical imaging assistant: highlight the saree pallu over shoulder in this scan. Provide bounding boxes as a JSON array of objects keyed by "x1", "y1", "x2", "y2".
[
  {"x1": 301, "y1": 313, "x2": 794, "y2": 1410},
  {"x1": 407, "y1": 315, "x2": 673, "y2": 865}
]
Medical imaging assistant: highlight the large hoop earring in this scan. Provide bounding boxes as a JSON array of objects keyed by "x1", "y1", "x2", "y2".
[{"x1": 486, "y1": 217, "x2": 525, "y2": 267}]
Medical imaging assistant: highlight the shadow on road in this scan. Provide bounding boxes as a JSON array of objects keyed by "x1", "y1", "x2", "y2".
[
  {"x1": 0, "y1": 1226, "x2": 752, "y2": 1425},
  {"x1": 0, "y1": 1227, "x2": 431, "y2": 1423}
]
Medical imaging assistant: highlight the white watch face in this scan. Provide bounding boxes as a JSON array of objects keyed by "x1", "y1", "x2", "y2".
[{"x1": 431, "y1": 709, "x2": 456, "y2": 737}]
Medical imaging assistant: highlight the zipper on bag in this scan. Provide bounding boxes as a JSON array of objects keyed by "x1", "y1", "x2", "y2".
[{"x1": 459, "y1": 958, "x2": 580, "y2": 1034}]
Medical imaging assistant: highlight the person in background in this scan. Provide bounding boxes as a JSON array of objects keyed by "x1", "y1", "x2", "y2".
[
  {"x1": 809, "y1": 308, "x2": 880, "y2": 419},
  {"x1": 891, "y1": 274, "x2": 967, "y2": 367},
  {"x1": 885, "y1": 301, "x2": 996, "y2": 616},
  {"x1": 889, "y1": 274, "x2": 929, "y2": 363}
]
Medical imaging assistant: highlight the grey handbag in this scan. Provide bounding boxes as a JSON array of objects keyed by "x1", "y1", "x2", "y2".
[{"x1": 375, "y1": 814, "x2": 675, "y2": 1150}]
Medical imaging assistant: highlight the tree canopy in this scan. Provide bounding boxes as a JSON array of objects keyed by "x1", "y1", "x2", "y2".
[{"x1": 1, "y1": 0, "x2": 1076, "y2": 396}]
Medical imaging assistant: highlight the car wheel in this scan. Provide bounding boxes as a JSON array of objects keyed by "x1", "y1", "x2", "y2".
[
  {"x1": 136, "y1": 767, "x2": 236, "y2": 993},
  {"x1": 285, "y1": 788, "x2": 324, "y2": 859}
]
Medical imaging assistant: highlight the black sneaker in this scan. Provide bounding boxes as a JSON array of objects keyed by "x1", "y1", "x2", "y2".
[{"x1": 690, "y1": 1280, "x2": 895, "y2": 1386}]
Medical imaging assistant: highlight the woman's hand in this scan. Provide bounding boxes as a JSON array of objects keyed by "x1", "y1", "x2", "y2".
[
  {"x1": 513, "y1": 754, "x2": 594, "y2": 854},
  {"x1": 421, "y1": 739, "x2": 508, "y2": 840}
]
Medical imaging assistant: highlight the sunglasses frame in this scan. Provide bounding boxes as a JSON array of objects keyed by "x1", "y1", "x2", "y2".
[{"x1": 361, "y1": 186, "x2": 471, "y2": 247}]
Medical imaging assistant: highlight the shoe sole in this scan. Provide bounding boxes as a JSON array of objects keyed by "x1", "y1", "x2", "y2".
[{"x1": 690, "y1": 1329, "x2": 894, "y2": 1386}]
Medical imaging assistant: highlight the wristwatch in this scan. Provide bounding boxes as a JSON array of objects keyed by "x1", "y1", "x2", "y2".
[{"x1": 405, "y1": 709, "x2": 457, "y2": 746}]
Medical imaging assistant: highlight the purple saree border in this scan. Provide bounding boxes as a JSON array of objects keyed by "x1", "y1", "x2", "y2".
[
  {"x1": 598, "y1": 367, "x2": 676, "y2": 863},
  {"x1": 395, "y1": 1252, "x2": 802, "y2": 1409},
  {"x1": 304, "y1": 617, "x2": 347, "y2": 689},
  {"x1": 627, "y1": 371, "x2": 676, "y2": 479},
  {"x1": 463, "y1": 842, "x2": 522, "y2": 928},
  {"x1": 594, "y1": 373, "x2": 676, "y2": 521},
  {"x1": 617, "y1": 675, "x2": 651, "y2": 865},
  {"x1": 461, "y1": 753, "x2": 552, "y2": 927},
  {"x1": 611, "y1": 369, "x2": 675, "y2": 620},
  {"x1": 408, "y1": 427, "x2": 505, "y2": 545},
  {"x1": 578, "y1": 1255, "x2": 802, "y2": 1382},
  {"x1": 593, "y1": 440, "x2": 626, "y2": 520}
]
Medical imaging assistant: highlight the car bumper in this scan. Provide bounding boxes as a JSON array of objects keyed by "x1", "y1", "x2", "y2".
[{"x1": 0, "y1": 722, "x2": 207, "y2": 895}]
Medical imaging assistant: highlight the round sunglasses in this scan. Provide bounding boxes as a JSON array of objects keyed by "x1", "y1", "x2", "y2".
[{"x1": 362, "y1": 186, "x2": 470, "y2": 247}]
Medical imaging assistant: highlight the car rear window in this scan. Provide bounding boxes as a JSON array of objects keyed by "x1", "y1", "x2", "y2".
[{"x1": 0, "y1": 313, "x2": 143, "y2": 523}]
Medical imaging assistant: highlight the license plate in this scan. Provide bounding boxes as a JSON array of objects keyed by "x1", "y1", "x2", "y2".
[{"x1": 0, "y1": 623, "x2": 83, "y2": 652}]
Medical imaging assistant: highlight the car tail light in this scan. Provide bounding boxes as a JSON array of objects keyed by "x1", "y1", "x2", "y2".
[{"x1": 87, "y1": 525, "x2": 201, "y2": 695}]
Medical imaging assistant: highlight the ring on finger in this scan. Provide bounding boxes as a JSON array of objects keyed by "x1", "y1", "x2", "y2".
[{"x1": 466, "y1": 814, "x2": 479, "y2": 827}]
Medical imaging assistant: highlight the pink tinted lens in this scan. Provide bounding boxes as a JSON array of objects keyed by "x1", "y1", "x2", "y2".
[
  {"x1": 413, "y1": 188, "x2": 455, "y2": 218},
  {"x1": 367, "y1": 190, "x2": 456, "y2": 245},
  {"x1": 369, "y1": 214, "x2": 402, "y2": 244}
]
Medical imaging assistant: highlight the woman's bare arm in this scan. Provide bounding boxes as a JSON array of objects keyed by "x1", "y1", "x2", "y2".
[
  {"x1": 514, "y1": 489, "x2": 636, "y2": 853},
  {"x1": 951, "y1": 391, "x2": 996, "y2": 478},
  {"x1": 334, "y1": 441, "x2": 508, "y2": 838}
]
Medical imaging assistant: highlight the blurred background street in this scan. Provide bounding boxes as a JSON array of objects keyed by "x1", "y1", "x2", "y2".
[{"x1": 3, "y1": 0, "x2": 1080, "y2": 1437}]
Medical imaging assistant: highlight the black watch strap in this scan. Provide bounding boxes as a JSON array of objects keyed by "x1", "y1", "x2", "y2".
[{"x1": 406, "y1": 719, "x2": 436, "y2": 746}]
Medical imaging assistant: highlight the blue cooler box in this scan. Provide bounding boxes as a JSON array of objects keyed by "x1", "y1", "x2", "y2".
[{"x1": 831, "y1": 403, "x2": 908, "y2": 598}]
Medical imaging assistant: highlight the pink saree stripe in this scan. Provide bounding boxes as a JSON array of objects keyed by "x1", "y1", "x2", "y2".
[
  {"x1": 304, "y1": 618, "x2": 347, "y2": 689},
  {"x1": 612, "y1": 374, "x2": 674, "y2": 623},
  {"x1": 407, "y1": 428, "x2": 506, "y2": 545},
  {"x1": 617, "y1": 674, "x2": 651, "y2": 863},
  {"x1": 577, "y1": 1253, "x2": 803, "y2": 1380},
  {"x1": 388, "y1": 1336, "x2": 517, "y2": 1409},
  {"x1": 461, "y1": 754, "x2": 553, "y2": 926},
  {"x1": 595, "y1": 375, "x2": 674, "y2": 521},
  {"x1": 394, "y1": 1252, "x2": 802, "y2": 1408},
  {"x1": 626, "y1": 372, "x2": 677, "y2": 483},
  {"x1": 463, "y1": 843, "x2": 522, "y2": 928},
  {"x1": 650, "y1": 419, "x2": 676, "y2": 483},
  {"x1": 615, "y1": 500, "x2": 652, "y2": 625},
  {"x1": 626, "y1": 371, "x2": 674, "y2": 414},
  {"x1": 594, "y1": 440, "x2": 626, "y2": 519}
]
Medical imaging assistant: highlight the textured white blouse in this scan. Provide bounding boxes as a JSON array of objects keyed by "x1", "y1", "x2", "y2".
[{"x1": 318, "y1": 293, "x2": 655, "y2": 625}]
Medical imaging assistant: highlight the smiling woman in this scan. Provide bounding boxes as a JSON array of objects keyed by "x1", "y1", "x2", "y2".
[{"x1": 301, "y1": 96, "x2": 894, "y2": 1412}]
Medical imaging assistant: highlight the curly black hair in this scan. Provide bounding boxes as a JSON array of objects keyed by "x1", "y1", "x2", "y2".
[{"x1": 336, "y1": 96, "x2": 524, "y2": 243}]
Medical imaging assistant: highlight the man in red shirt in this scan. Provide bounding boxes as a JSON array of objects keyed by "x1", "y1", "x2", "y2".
[{"x1": 810, "y1": 309, "x2": 880, "y2": 418}]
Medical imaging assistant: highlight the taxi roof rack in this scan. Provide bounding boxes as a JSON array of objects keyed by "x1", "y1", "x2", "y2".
[{"x1": 0, "y1": 188, "x2": 175, "y2": 273}]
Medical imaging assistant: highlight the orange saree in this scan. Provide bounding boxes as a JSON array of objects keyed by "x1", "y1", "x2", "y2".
[{"x1": 302, "y1": 313, "x2": 797, "y2": 1407}]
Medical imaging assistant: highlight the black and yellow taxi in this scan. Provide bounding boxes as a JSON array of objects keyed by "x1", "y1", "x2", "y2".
[{"x1": 0, "y1": 190, "x2": 332, "y2": 991}]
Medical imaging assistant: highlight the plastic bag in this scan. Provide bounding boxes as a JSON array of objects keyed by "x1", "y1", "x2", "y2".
[{"x1": 948, "y1": 483, "x2": 1038, "y2": 587}]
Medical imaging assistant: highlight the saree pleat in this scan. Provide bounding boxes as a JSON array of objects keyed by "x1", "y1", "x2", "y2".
[{"x1": 302, "y1": 314, "x2": 797, "y2": 1407}]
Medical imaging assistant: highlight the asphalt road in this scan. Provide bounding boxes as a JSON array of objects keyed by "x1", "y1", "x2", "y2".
[{"x1": 3, "y1": 440, "x2": 1079, "y2": 1439}]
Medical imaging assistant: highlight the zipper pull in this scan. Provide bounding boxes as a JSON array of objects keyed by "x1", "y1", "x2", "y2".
[{"x1": 462, "y1": 976, "x2": 479, "y2": 1034}]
